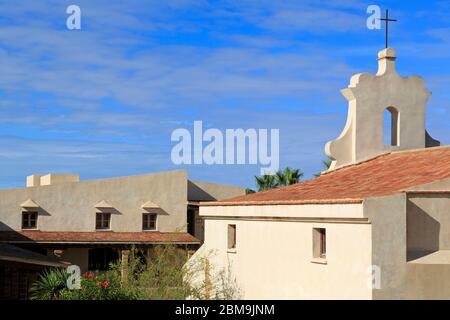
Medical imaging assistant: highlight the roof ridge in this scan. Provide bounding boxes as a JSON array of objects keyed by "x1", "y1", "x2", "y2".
[
  {"x1": 232, "y1": 151, "x2": 395, "y2": 197},
  {"x1": 391, "y1": 145, "x2": 450, "y2": 154},
  {"x1": 321, "y1": 145, "x2": 450, "y2": 176},
  {"x1": 320, "y1": 151, "x2": 391, "y2": 176},
  {"x1": 217, "y1": 148, "x2": 424, "y2": 202},
  {"x1": 213, "y1": 145, "x2": 449, "y2": 205}
]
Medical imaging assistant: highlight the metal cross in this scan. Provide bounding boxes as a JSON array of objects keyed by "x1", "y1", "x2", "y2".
[{"x1": 378, "y1": 9, "x2": 397, "y2": 48}]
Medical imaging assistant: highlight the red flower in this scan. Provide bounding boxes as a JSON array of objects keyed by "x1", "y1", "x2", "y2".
[
  {"x1": 97, "y1": 281, "x2": 101, "y2": 287},
  {"x1": 103, "y1": 281, "x2": 109, "y2": 288},
  {"x1": 87, "y1": 272, "x2": 94, "y2": 279}
]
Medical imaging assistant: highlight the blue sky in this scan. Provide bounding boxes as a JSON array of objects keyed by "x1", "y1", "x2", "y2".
[{"x1": 0, "y1": 0, "x2": 449, "y2": 189}]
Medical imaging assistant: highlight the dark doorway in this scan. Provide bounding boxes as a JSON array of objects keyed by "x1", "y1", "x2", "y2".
[
  {"x1": 88, "y1": 248, "x2": 119, "y2": 270},
  {"x1": 187, "y1": 207, "x2": 196, "y2": 236}
]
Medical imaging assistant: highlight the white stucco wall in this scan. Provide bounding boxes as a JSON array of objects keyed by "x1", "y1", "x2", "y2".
[
  {"x1": 195, "y1": 203, "x2": 373, "y2": 299},
  {"x1": 325, "y1": 48, "x2": 437, "y2": 169}
]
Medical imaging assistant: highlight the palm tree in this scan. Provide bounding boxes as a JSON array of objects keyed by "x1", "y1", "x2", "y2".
[
  {"x1": 274, "y1": 167, "x2": 303, "y2": 187},
  {"x1": 245, "y1": 188, "x2": 256, "y2": 194},
  {"x1": 253, "y1": 167, "x2": 303, "y2": 192},
  {"x1": 255, "y1": 174, "x2": 276, "y2": 191},
  {"x1": 314, "y1": 157, "x2": 333, "y2": 177},
  {"x1": 322, "y1": 158, "x2": 332, "y2": 170}
]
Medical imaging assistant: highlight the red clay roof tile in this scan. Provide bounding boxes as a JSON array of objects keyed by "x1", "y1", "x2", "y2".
[
  {"x1": 203, "y1": 146, "x2": 450, "y2": 206},
  {"x1": 0, "y1": 231, "x2": 200, "y2": 244}
]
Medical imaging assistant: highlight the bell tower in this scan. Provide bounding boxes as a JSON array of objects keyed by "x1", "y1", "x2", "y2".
[{"x1": 325, "y1": 48, "x2": 440, "y2": 170}]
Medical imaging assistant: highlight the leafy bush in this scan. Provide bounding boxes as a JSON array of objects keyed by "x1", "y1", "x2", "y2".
[
  {"x1": 184, "y1": 250, "x2": 241, "y2": 300},
  {"x1": 59, "y1": 271, "x2": 136, "y2": 300},
  {"x1": 30, "y1": 245, "x2": 241, "y2": 300},
  {"x1": 116, "y1": 245, "x2": 241, "y2": 300},
  {"x1": 113, "y1": 245, "x2": 190, "y2": 300},
  {"x1": 30, "y1": 268, "x2": 69, "y2": 300}
]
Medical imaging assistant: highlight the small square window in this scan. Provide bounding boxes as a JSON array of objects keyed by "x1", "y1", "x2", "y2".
[
  {"x1": 22, "y1": 212, "x2": 38, "y2": 229},
  {"x1": 228, "y1": 224, "x2": 236, "y2": 250},
  {"x1": 96, "y1": 213, "x2": 111, "y2": 230},
  {"x1": 143, "y1": 213, "x2": 157, "y2": 231},
  {"x1": 313, "y1": 228, "x2": 326, "y2": 259}
]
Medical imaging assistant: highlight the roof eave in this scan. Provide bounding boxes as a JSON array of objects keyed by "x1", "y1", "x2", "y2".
[
  {"x1": 200, "y1": 198, "x2": 364, "y2": 206},
  {"x1": 0, "y1": 240, "x2": 200, "y2": 245}
]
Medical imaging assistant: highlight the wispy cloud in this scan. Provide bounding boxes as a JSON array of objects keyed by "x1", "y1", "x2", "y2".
[{"x1": 0, "y1": 0, "x2": 448, "y2": 189}]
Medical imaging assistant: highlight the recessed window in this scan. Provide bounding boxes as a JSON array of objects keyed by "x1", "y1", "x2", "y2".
[
  {"x1": 384, "y1": 106, "x2": 399, "y2": 147},
  {"x1": 228, "y1": 224, "x2": 236, "y2": 250},
  {"x1": 313, "y1": 228, "x2": 326, "y2": 259},
  {"x1": 22, "y1": 212, "x2": 38, "y2": 229},
  {"x1": 143, "y1": 213, "x2": 157, "y2": 231},
  {"x1": 96, "y1": 212, "x2": 111, "y2": 230}
]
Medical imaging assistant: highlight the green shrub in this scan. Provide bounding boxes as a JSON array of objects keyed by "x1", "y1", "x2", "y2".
[
  {"x1": 113, "y1": 245, "x2": 190, "y2": 300},
  {"x1": 30, "y1": 268, "x2": 69, "y2": 300},
  {"x1": 30, "y1": 245, "x2": 241, "y2": 300},
  {"x1": 59, "y1": 270, "x2": 136, "y2": 300},
  {"x1": 115, "y1": 245, "x2": 241, "y2": 300}
]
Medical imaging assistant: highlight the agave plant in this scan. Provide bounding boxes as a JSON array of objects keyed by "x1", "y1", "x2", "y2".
[{"x1": 30, "y1": 268, "x2": 69, "y2": 300}]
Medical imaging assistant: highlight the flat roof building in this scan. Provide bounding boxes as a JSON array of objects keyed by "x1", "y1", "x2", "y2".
[{"x1": 0, "y1": 169, "x2": 245, "y2": 273}]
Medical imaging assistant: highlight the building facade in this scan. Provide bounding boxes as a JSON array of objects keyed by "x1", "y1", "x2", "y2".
[
  {"x1": 0, "y1": 169, "x2": 245, "y2": 272},
  {"x1": 189, "y1": 48, "x2": 450, "y2": 299}
]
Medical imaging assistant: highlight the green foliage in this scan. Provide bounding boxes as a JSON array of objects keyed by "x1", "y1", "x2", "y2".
[
  {"x1": 30, "y1": 245, "x2": 241, "y2": 300},
  {"x1": 117, "y1": 245, "x2": 190, "y2": 300},
  {"x1": 30, "y1": 268, "x2": 69, "y2": 300},
  {"x1": 59, "y1": 271, "x2": 136, "y2": 300},
  {"x1": 314, "y1": 157, "x2": 333, "y2": 177},
  {"x1": 255, "y1": 174, "x2": 276, "y2": 191},
  {"x1": 184, "y1": 250, "x2": 241, "y2": 300},
  {"x1": 245, "y1": 188, "x2": 256, "y2": 194},
  {"x1": 117, "y1": 246, "x2": 240, "y2": 300},
  {"x1": 323, "y1": 158, "x2": 332, "y2": 169},
  {"x1": 274, "y1": 167, "x2": 303, "y2": 187},
  {"x1": 253, "y1": 166, "x2": 303, "y2": 192}
]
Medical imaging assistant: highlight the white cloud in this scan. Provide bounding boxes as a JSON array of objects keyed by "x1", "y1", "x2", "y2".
[{"x1": 0, "y1": 0, "x2": 448, "y2": 189}]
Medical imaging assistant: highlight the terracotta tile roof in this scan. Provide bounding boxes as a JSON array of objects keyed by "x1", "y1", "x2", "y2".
[
  {"x1": 0, "y1": 231, "x2": 201, "y2": 244},
  {"x1": 204, "y1": 146, "x2": 450, "y2": 206}
]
